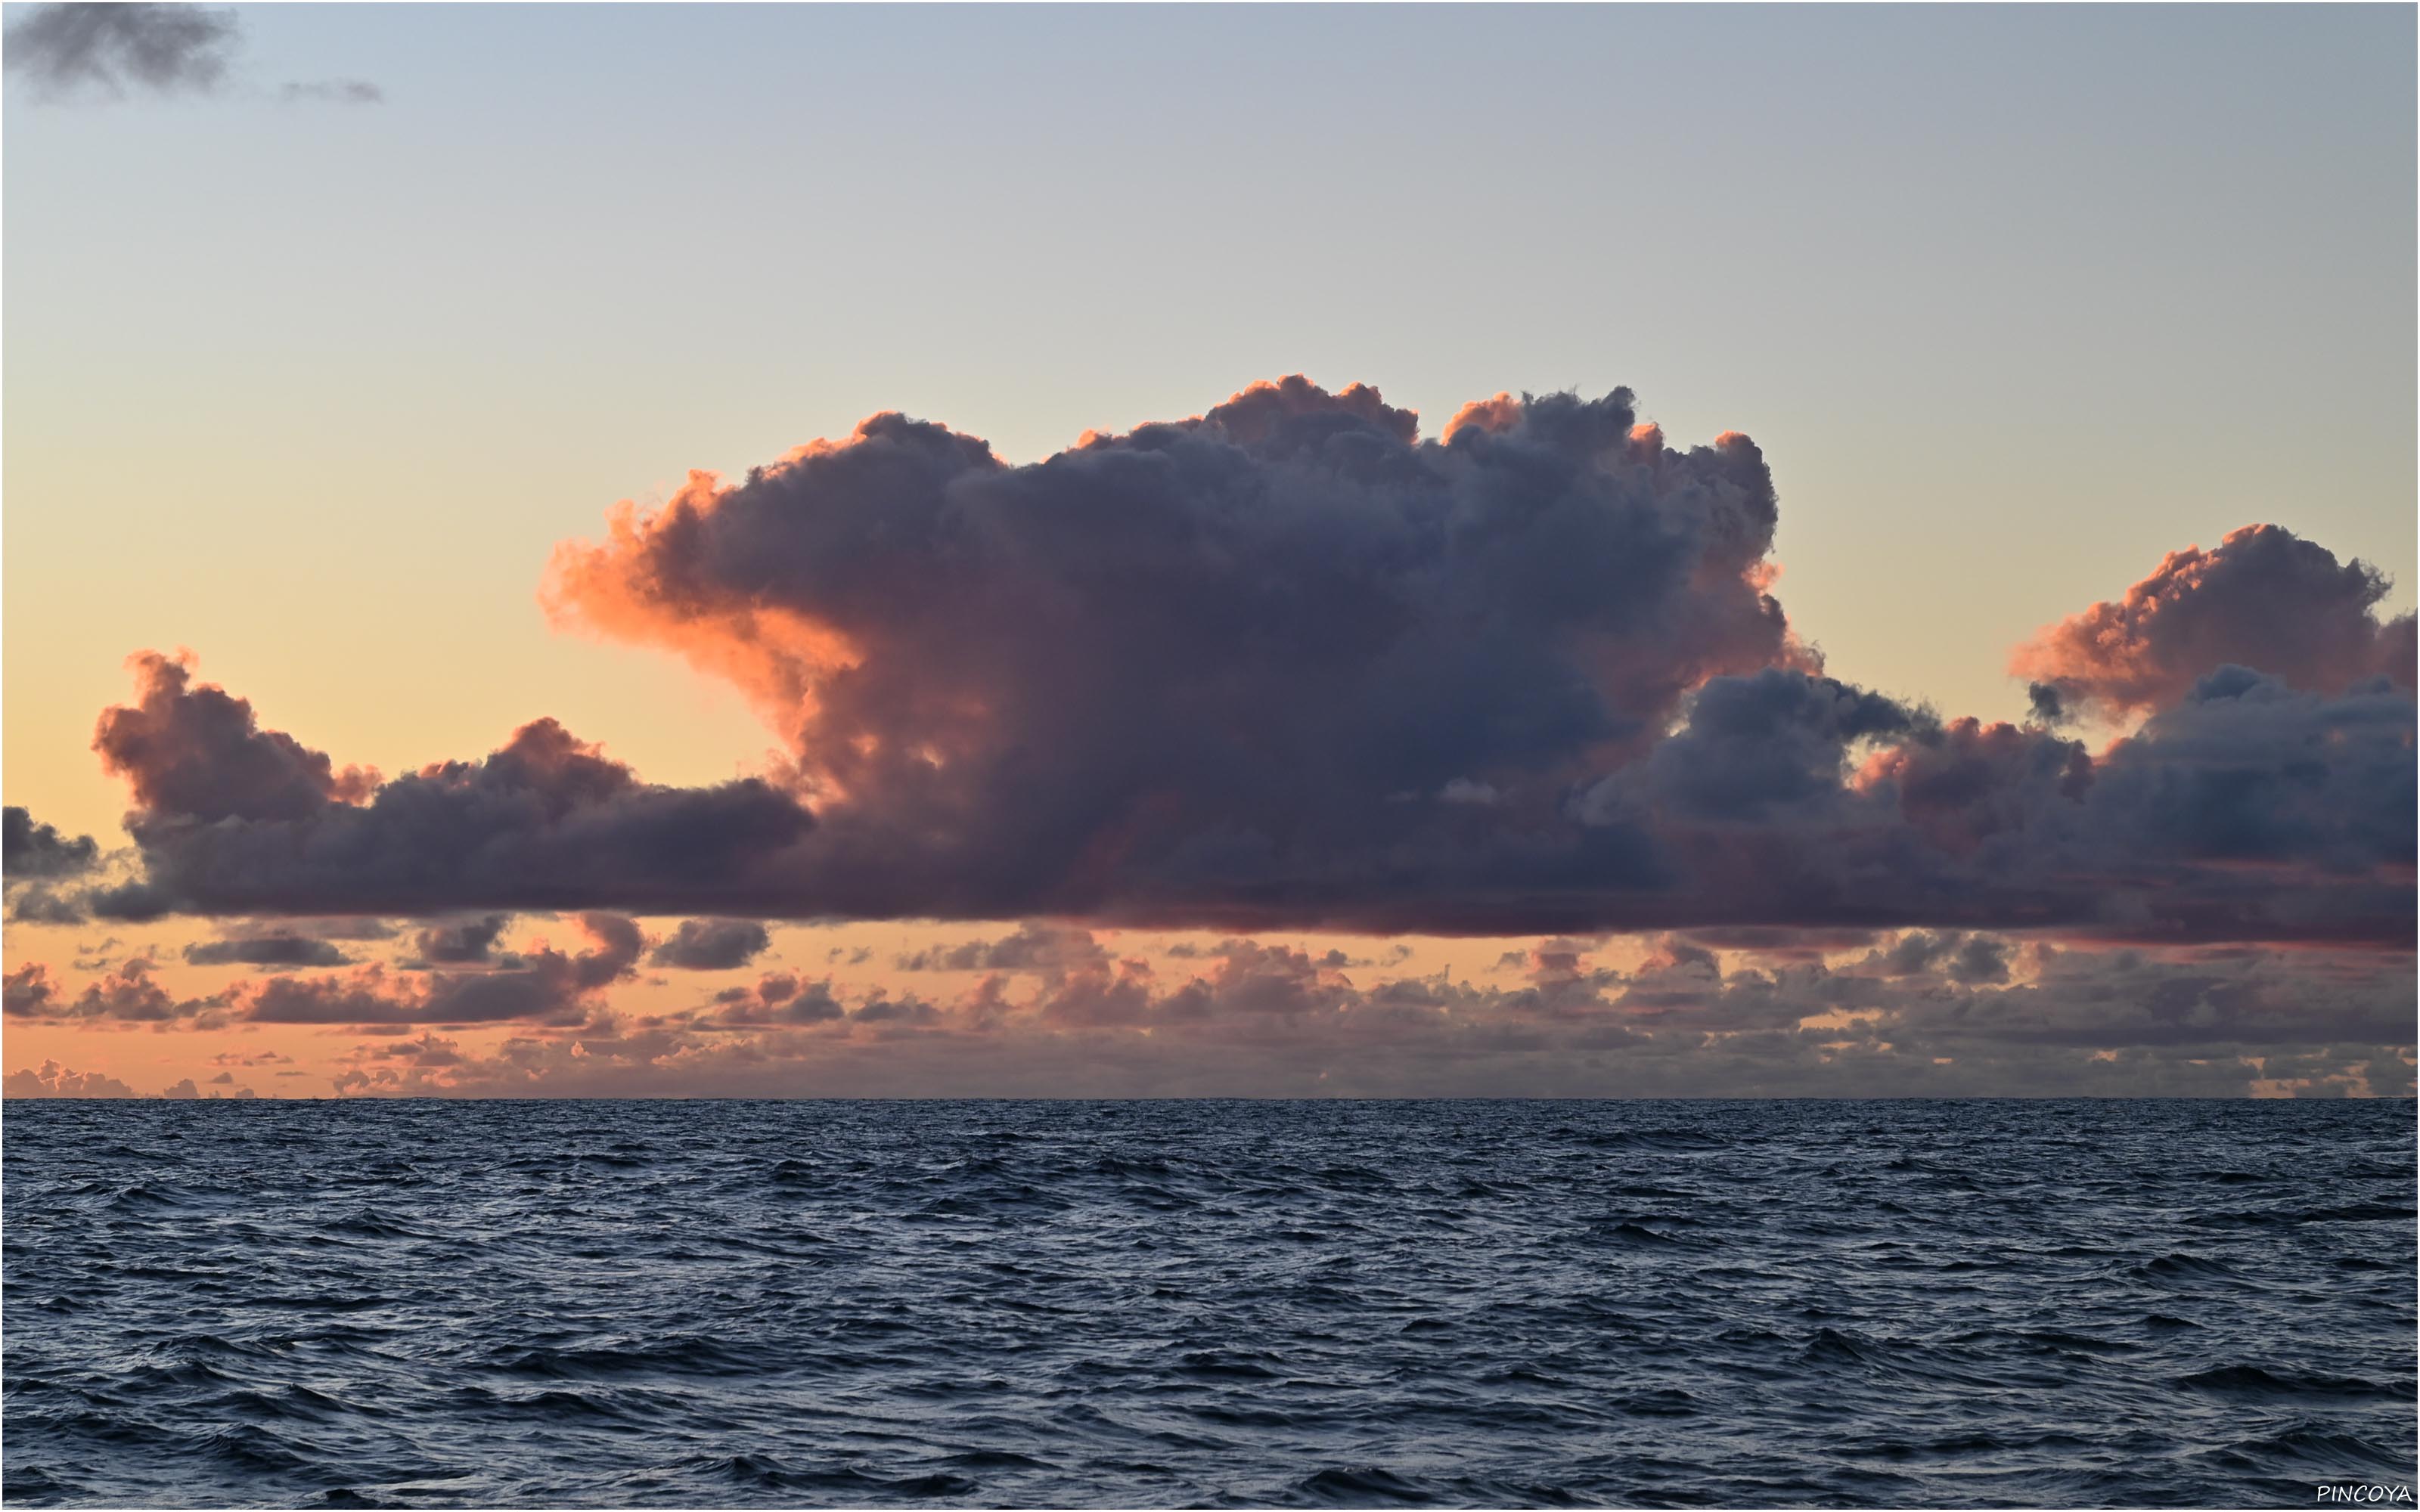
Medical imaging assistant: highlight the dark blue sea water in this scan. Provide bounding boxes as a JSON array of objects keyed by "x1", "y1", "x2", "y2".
[{"x1": 4, "y1": 1099, "x2": 2412, "y2": 1508}]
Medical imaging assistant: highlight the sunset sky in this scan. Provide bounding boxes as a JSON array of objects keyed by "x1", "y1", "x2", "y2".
[{"x1": 4, "y1": 3, "x2": 2412, "y2": 1099}]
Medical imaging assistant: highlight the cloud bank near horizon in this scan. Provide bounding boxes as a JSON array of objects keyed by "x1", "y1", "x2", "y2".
[
  {"x1": 6, "y1": 922, "x2": 2409, "y2": 1099},
  {"x1": 45, "y1": 376, "x2": 2411, "y2": 950}
]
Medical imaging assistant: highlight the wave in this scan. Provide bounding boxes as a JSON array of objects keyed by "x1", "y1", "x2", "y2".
[{"x1": 5, "y1": 1096, "x2": 2411, "y2": 1507}]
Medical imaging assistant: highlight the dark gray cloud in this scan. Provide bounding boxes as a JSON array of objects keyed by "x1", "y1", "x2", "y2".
[
  {"x1": 1606, "y1": 663, "x2": 2415, "y2": 946},
  {"x1": 3, "y1": 4, "x2": 381, "y2": 105},
  {"x1": 1584, "y1": 669, "x2": 1912, "y2": 825},
  {"x1": 2, "y1": 964, "x2": 56, "y2": 1019},
  {"x1": 3, "y1": 807, "x2": 98, "y2": 879},
  {"x1": 3, "y1": 3, "x2": 235, "y2": 98},
  {"x1": 1869, "y1": 931, "x2": 2011, "y2": 986},
  {"x1": 4, "y1": 806, "x2": 104, "y2": 925},
  {"x1": 410, "y1": 914, "x2": 512, "y2": 965},
  {"x1": 8, "y1": 884, "x2": 91, "y2": 925},
  {"x1": 648, "y1": 918, "x2": 771, "y2": 971},
  {"x1": 2025, "y1": 680, "x2": 2071, "y2": 726},
  {"x1": 184, "y1": 933, "x2": 351, "y2": 968},
  {"x1": 2086, "y1": 668, "x2": 2414, "y2": 872}
]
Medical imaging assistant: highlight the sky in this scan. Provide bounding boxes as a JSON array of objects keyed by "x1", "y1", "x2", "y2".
[{"x1": 2, "y1": 3, "x2": 2412, "y2": 1101}]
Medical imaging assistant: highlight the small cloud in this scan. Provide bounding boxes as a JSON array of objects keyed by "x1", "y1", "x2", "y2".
[
  {"x1": 2025, "y1": 680, "x2": 2071, "y2": 727},
  {"x1": 3, "y1": 3, "x2": 237, "y2": 98},
  {"x1": 649, "y1": 919, "x2": 772, "y2": 972},
  {"x1": 280, "y1": 79, "x2": 381, "y2": 105},
  {"x1": 3, "y1": 807, "x2": 100, "y2": 880},
  {"x1": 408, "y1": 914, "x2": 512, "y2": 967},
  {"x1": 8, "y1": 885, "x2": 89, "y2": 925},
  {"x1": 185, "y1": 934, "x2": 352, "y2": 968},
  {"x1": 4, "y1": 4, "x2": 381, "y2": 106}
]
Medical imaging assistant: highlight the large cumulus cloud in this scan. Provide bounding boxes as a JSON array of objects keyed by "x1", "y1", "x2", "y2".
[
  {"x1": 59, "y1": 379, "x2": 2416, "y2": 945},
  {"x1": 541, "y1": 377, "x2": 1799, "y2": 922}
]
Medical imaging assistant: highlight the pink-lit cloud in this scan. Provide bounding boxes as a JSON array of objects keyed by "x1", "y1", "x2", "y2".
[{"x1": 2012, "y1": 524, "x2": 2415, "y2": 720}]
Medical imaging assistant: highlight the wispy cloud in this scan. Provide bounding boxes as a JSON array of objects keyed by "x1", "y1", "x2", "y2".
[{"x1": 279, "y1": 78, "x2": 380, "y2": 106}]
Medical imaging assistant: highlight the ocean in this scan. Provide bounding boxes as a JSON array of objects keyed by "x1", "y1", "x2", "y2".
[{"x1": 4, "y1": 1098, "x2": 2412, "y2": 1507}]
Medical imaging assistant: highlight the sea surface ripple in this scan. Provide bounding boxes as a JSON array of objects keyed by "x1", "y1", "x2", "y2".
[{"x1": 5, "y1": 1098, "x2": 2413, "y2": 1507}]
